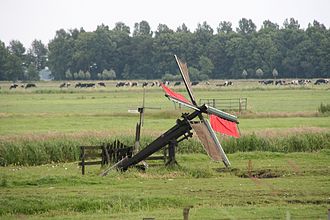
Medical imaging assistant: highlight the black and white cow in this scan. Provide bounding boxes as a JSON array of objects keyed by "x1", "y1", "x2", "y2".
[
  {"x1": 25, "y1": 83, "x2": 37, "y2": 89},
  {"x1": 314, "y1": 79, "x2": 329, "y2": 85},
  {"x1": 9, "y1": 83, "x2": 19, "y2": 89}
]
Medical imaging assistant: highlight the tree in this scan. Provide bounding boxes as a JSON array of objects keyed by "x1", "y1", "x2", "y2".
[
  {"x1": 8, "y1": 40, "x2": 26, "y2": 60},
  {"x1": 65, "y1": 70, "x2": 73, "y2": 79},
  {"x1": 122, "y1": 64, "x2": 130, "y2": 79},
  {"x1": 256, "y1": 68, "x2": 264, "y2": 78},
  {"x1": 85, "y1": 71, "x2": 91, "y2": 80},
  {"x1": 217, "y1": 21, "x2": 233, "y2": 34},
  {"x1": 176, "y1": 23, "x2": 190, "y2": 33},
  {"x1": 100, "y1": 69, "x2": 116, "y2": 80},
  {"x1": 272, "y1": 68, "x2": 278, "y2": 79},
  {"x1": 0, "y1": 41, "x2": 8, "y2": 80},
  {"x1": 29, "y1": 39, "x2": 48, "y2": 71},
  {"x1": 188, "y1": 67, "x2": 201, "y2": 81},
  {"x1": 26, "y1": 63, "x2": 39, "y2": 80},
  {"x1": 155, "y1": 24, "x2": 173, "y2": 36},
  {"x1": 261, "y1": 20, "x2": 279, "y2": 31},
  {"x1": 283, "y1": 18, "x2": 300, "y2": 30},
  {"x1": 133, "y1": 20, "x2": 152, "y2": 37},
  {"x1": 237, "y1": 18, "x2": 257, "y2": 35},
  {"x1": 198, "y1": 56, "x2": 214, "y2": 77},
  {"x1": 113, "y1": 22, "x2": 130, "y2": 34},
  {"x1": 78, "y1": 70, "x2": 85, "y2": 79},
  {"x1": 242, "y1": 69, "x2": 248, "y2": 79},
  {"x1": 48, "y1": 29, "x2": 75, "y2": 80}
]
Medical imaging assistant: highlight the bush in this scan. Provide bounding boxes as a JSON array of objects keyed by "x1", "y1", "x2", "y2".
[
  {"x1": 318, "y1": 103, "x2": 330, "y2": 114},
  {"x1": 161, "y1": 73, "x2": 181, "y2": 81}
]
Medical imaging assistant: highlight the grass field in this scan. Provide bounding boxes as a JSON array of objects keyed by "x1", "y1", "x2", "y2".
[
  {"x1": 1, "y1": 151, "x2": 329, "y2": 219},
  {"x1": 0, "y1": 80, "x2": 330, "y2": 219}
]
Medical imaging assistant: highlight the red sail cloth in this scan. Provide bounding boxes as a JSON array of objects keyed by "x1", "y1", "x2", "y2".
[
  {"x1": 160, "y1": 83, "x2": 191, "y2": 104},
  {"x1": 210, "y1": 114, "x2": 240, "y2": 138}
]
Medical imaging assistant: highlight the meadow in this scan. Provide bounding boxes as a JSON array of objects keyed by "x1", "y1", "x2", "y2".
[{"x1": 0, "y1": 80, "x2": 329, "y2": 219}]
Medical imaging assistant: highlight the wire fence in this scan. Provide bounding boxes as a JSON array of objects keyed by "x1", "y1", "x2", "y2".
[{"x1": 199, "y1": 98, "x2": 247, "y2": 112}]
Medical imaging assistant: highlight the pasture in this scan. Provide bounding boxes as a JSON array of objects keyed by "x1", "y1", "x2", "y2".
[{"x1": 0, "y1": 80, "x2": 330, "y2": 219}]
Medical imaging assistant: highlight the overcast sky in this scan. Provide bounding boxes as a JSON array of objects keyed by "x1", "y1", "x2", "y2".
[{"x1": 1, "y1": 0, "x2": 329, "y2": 48}]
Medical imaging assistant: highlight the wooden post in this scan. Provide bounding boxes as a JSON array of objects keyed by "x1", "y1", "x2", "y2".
[
  {"x1": 183, "y1": 206, "x2": 193, "y2": 220},
  {"x1": 166, "y1": 140, "x2": 178, "y2": 166},
  {"x1": 239, "y1": 98, "x2": 242, "y2": 112},
  {"x1": 81, "y1": 146, "x2": 85, "y2": 175},
  {"x1": 102, "y1": 144, "x2": 110, "y2": 165},
  {"x1": 163, "y1": 146, "x2": 167, "y2": 163}
]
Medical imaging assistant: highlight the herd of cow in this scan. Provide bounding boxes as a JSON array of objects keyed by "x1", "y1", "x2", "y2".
[
  {"x1": 9, "y1": 83, "x2": 37, "y2": 89},
  {"x1": 5, "y1": 78, "x2": 329, "y2": 90},
  {"x1": 259, "y1": 79, "x2": 329, "y2": 85}
]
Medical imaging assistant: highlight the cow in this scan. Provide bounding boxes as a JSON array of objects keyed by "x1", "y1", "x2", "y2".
[
  {"x1": 162, "y1": 81, "x2": 170, "y2": 86},
  {"x1": 116, "y1": 82, "x2": 125, "y2": 87},
  {"x1": 75, "y1": 82, "x2": 95, "y2": 88},
  {"x1": 216, "y1": 81, "x2": 233, "y2": 86},
  {"x1": 290, "y1": 80, "x2": 299, "y2": 85},
  {"x1": 25, "y1": 83, "x2": 36, "y2": 89},
  {"x1": 275, "y1": 80, "x2": 286, "y2": 85},
  {"x1": 132, "y1": 82, "x2": 138, "y2": 87},
  {"x1": 150, "y1": 81, "x2": 158, "y2": 87},
  {"x1": 191, "y1": 81, "x2": 199, "y2": 86},
  {"x1": 60, "y1": 82, "x2": 71, "y2": 88},
  {"x1": 98, "y1": 82, "x2": 106, "y2": 87},
  {"x1": 174, "y1": 82, "x2": 181, "y2": 86},
  {"x1": 259, "y1": 80, "x2": 274, "y2": 85},
  {"x1": 298, "y1": 79, "x2": 311, "y2": 85},
  {"x1": 9, "y1": 83, "x2": 19, "y2": 89},
  {"x1": 314, "y1": 79, "x2": 329, "y2": 85},
  {"x1": 84, "y1": 83, "x2": 95, "y2": 88},
  {"x1": 142, "y1": 82, "x2": 148, "y2": 87}
]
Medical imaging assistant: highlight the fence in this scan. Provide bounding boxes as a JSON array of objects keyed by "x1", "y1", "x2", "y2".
[
  {"x1": 199, "y1": 98, "x2": 247, "y2": 112},
  {"x1": 79, "y1": 140, "x2": 133, "y2": 175}
]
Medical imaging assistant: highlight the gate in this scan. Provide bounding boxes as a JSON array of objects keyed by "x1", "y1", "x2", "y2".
[{"x1": 199, "y1": 98, "x2": 247, "y2": 112}]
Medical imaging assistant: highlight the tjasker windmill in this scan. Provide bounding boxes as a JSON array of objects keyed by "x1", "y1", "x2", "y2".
[{"x1": 103, "y1": 55, "x2": 240, "y2": 173}]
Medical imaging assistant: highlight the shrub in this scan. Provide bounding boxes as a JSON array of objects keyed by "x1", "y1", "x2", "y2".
[{"x1": 318, "y1": 103, "x2": 330, "y2": 114}]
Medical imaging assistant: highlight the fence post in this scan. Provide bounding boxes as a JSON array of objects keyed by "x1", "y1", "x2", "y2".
[
  {"x1": 239, "y1": 98, "x2": 242, "y2": 112},
  {"x1": 183, "y1": 206, "x2": 193, "y2": 220},
  {"x1": 81, "y1": 146, "x2": 85, "y2": 175}
]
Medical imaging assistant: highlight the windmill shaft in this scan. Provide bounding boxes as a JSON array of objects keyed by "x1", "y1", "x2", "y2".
[{"x1": 116, "y1": 110, "x2": 200, "y2": 170}]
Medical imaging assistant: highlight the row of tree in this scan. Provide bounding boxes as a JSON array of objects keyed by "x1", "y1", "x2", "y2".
[{"x1": 0, "y1": 18, "x2": 329, "y2": 81}]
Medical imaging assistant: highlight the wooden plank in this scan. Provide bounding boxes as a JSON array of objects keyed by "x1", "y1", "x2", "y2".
[
  {"x1": 80, "y1": 146, "x2": 103, "y2": 150},
  {"x1": 78, "y1": 161, "x2": 102, "y2": 166},
  {"x1": 146, "y1": 156, "x2": 165, "y2": 160},
  {"x1": 84, "y1": 153, "x2": 102, "y2": 158}
]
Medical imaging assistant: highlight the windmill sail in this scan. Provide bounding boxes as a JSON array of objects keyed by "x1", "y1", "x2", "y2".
[
  {"x1": 174, "y1": 55, "x2": 197, "y2": 105},
  {"x1": 190, "y1": 120, "x2": 231, "y2": 167},
  {"x1": 210, "y1": 114, "x2": 240, "y2": 138},
  {"x1": 160, "y1": 83, "x2": 199, "y2": 111}
]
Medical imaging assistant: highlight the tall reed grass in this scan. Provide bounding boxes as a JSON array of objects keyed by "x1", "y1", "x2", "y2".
[{"x1": 0, "y1": 133, "x2": 329, "y2": 166}]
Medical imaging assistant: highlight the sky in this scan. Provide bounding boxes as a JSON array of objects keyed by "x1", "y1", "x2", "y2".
[{"x1": 1, "y1": 0, "x2": 330, "y2": 48}]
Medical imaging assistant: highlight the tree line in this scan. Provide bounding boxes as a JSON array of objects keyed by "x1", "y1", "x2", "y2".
[{"x1": 0, "y1": 18, "x2": 329, "y2": 81}]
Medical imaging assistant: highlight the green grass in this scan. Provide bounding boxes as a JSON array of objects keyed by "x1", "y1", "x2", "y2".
[
  {"x1": 0, "y1": 80, "x2": 330, "y2": 219},
  {"x1": 0, "y1": 151, "x2": 329, "y2": 219},
  {"x1": 0, "y1": 81, "x2": 329, "y2": 136}
]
